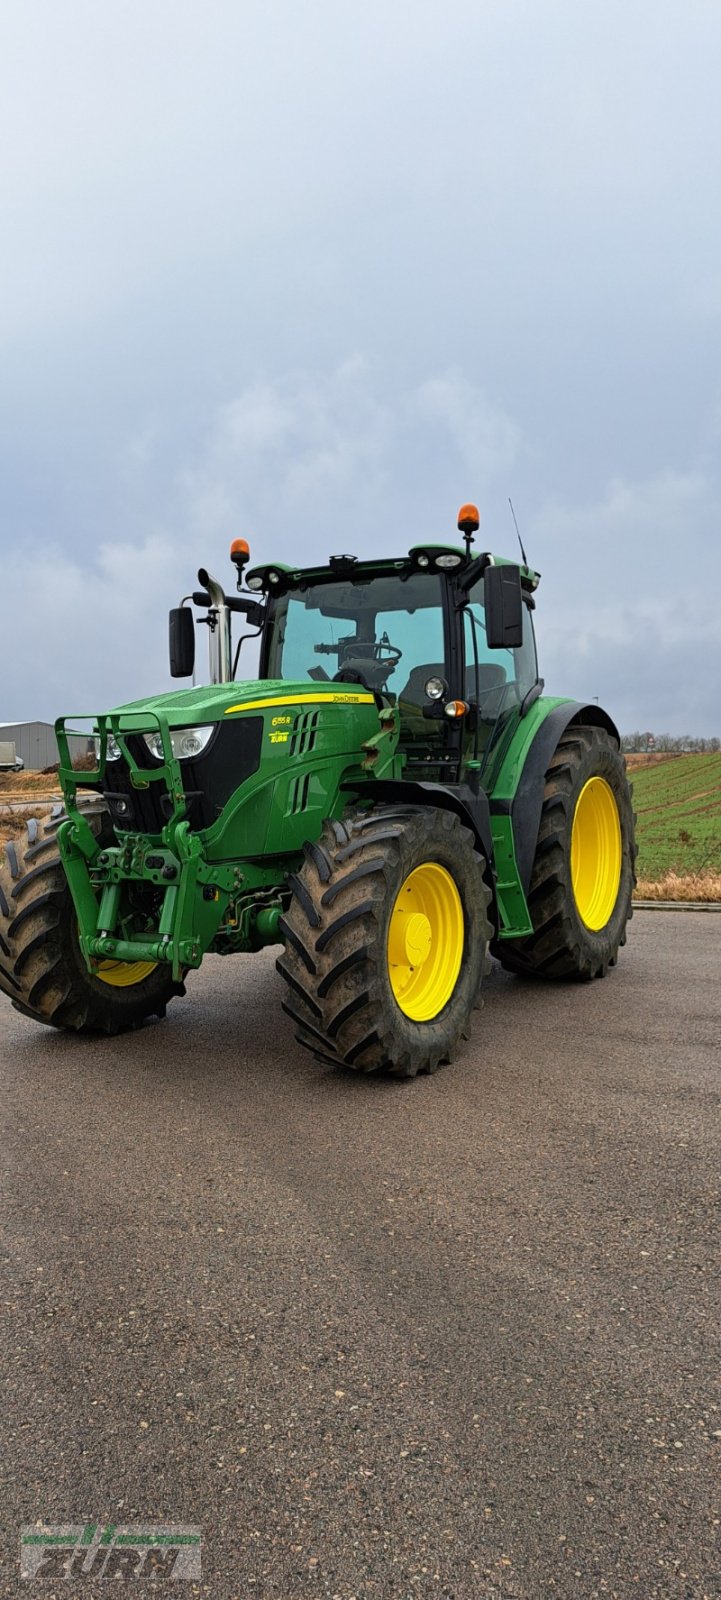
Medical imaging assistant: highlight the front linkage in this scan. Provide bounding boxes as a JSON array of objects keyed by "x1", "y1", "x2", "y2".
[{"x1": 55, "y1": 713, "x2": 284, "y2": 982}]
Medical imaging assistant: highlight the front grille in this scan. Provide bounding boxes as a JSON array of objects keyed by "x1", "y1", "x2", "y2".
[
  {"x1": 101, "y1": 717, "x2": 264, "y2": 832},
  {"x1": 103, "y1": 761, "x2": 169, "y2": 833}
]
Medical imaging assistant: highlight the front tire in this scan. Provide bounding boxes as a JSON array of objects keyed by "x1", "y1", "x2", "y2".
[
  {"x1": 0, "y1": 804, "x2": 183, "y2": 1033},
  {"x1": 277, "y1": 805, "x2": 492, "y2": 1077},
  {"x1": 493, "y1": 724, "x2": 636, "y2": 981}
]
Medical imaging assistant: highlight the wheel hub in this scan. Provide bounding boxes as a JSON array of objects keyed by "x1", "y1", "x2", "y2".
[
  {"x1": 571, "y1": 776, "x2": 622, "y2": 931},
  {"x1": 387, "y1": 909, "x2": 433, "y2": 968},
  {"x1": 387, "y1": 862, "x2": 464, "y2": 1022}
]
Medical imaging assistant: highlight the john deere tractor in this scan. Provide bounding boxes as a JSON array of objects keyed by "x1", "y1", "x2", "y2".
[{"x1": 0, "y1": 506, "x2": 636, "y2": 1077}]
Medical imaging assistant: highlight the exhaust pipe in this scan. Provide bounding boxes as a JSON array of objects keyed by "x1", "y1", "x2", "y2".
[
  {"x1": 169, "y1": 545, "x2": 262, "y2": 684},
  {"x1": 197, "y1": 568, "x2": 232, "y2": 684}
]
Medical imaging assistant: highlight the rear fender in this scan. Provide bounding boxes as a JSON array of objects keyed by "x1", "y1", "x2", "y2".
[{"x1": 502, "y1": 701, "x2": 620, "y2": 894}]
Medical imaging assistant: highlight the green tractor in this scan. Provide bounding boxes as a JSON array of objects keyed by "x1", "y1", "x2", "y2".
[{"x1": 0, "y1": 506, "x2": 636, "y2": 1077}]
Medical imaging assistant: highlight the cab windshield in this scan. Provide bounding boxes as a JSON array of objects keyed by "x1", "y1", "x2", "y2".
[{"x1": 266, "y1": 572, "x2": 446, "y2": 702}]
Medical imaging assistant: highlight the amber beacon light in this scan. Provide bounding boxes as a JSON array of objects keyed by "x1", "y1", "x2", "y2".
[{"x1": 457, "y1": 504, "x2": 480, "y2": 537}]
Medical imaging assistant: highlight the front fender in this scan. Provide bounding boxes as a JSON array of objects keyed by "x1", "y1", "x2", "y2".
[{"x1": 343, "y1": 776, "x2": 498, "y2": 923}]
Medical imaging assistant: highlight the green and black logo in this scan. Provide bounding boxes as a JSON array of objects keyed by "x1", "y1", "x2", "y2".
[{"x1": 20, "y1": 1523, "x2": 201, "y2": 1581}]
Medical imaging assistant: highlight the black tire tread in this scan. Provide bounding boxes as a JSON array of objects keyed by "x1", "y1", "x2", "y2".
[
  {"x1": 279, "y1": 804, "x2": 493, "y2": 1077},
  {"x1": 0, "y1": 804, "x2": 183, "y2": 1033}
]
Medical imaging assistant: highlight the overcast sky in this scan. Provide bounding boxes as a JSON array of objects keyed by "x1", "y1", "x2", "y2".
[{"x1": 2, "y1": 0, "x2": 720, "y2": 734}]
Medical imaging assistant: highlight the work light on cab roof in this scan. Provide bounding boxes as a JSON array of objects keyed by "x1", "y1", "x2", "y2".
[{"x1": 0, "y1": 499, "x2": 636, "y2": 1083}]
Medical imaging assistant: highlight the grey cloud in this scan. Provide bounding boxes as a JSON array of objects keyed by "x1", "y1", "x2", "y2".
[{"x1": 2, "y1": 0, "x2": 720, "y2": 733}]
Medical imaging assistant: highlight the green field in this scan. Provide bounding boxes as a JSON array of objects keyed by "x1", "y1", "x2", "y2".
[{"x1": 629, "y1": 753, "x2": 721, "y2": 880}]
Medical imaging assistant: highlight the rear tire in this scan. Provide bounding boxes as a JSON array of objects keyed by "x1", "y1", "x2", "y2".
[
  {"x1": 493, "y1": 724, "x2": 636, "y2": 981},
  {"x1": 0, "y1": 804, "x2": 183, "y2": 1033},
  {"x1": 277, "y1": 805, "x2": 492, "y2": 1077}
]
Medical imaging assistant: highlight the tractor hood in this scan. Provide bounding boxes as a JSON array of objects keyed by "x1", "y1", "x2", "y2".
[
  {"x1": 106, "y1": 678, "x2": 376, "y2": 727},
  {"x1": 55, "y1": 677, "x2": 386, "y2": 845}
]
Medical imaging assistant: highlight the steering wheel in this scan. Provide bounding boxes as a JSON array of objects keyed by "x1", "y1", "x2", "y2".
[{"x1": 332, "y1": 638, "x2": 402, "y2": 693}]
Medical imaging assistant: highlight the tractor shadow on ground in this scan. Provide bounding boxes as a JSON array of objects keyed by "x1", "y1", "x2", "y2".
[{"x1": 9, "y1": 945, "x2": 631, "y2": 1104}]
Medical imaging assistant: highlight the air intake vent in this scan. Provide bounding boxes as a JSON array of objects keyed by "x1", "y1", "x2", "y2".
[
  {"x1": 289, "y1": 710, "x2": 319, "y2": 758},
  {"x1": 287, "y1": 773, "x2": 311, "y2": 815}
]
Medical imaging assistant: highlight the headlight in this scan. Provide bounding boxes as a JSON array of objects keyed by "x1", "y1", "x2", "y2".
[
  {"x1": 93, "y1": 733, "x2": 122, "y2": 762},
  {"x1": 435, "y1": 553, "x2": 462, "y2": 569},
  {"x1": 424, "y1": 675, "x2": 447, "y2": 701},
  {"x1": 142, "y1": 725, "x2": 214, "y2": 761}
]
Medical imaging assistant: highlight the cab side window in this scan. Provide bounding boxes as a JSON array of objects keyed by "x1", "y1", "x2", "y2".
[{"x1": 463, "y1": 583, "x2": 537, "y2": 721}]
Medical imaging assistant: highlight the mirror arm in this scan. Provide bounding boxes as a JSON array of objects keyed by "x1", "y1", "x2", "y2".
[
  {"x1": 193, "y1": 589, "x2": 263, "y2": 622},
  {"x1": 458, "y1": 553, "x2": 493, "y2": 595}
]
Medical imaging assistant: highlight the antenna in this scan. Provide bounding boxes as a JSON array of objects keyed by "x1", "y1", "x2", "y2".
[{"x1": 508, "y1": 497, "x2": 529, "y2": 568}]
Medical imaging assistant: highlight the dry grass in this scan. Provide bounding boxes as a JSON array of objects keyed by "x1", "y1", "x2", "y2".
[
  {"x1": 625, "y1": 752, "x2": 681, "y2": 770},
  {"x1": 635, "y1": 871, "x2": 721, "y2": 902},
  {"x1": 0, "y1": 803, "x2": 54, "y2": 844},
  {"x1": 0, "y1": 820, "x2": 26, "y2": 841},
  {"x1": 0, "y1": 772, "x2": 61, "y2": 801}
]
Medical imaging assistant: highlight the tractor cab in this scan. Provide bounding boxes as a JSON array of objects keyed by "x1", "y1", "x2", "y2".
[
  {"x1": 245, "y1": 535, "x2": 540, "y2": 787},
  {"x1": 168, "y1": 507, "x2": 542, "y2": 789},
  {"x1": 257, "y1": 557, "x2": 538, "y2": 783}
]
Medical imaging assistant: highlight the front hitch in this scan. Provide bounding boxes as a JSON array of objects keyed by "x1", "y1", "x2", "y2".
[{"x1": 54, "y1": 712, "x2": 223, "y2": 981}]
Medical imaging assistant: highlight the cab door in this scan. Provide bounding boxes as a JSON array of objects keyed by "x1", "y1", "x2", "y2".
[{"x1": 460, "y1": 579, "x2": 539, "y2": 780}]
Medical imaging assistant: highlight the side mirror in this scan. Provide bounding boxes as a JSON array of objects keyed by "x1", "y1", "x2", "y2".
[
  {"x1": 169, "y1": 607, "x2": 195, "y2": 678},
  {"x1": 484, "y1": 564, "x2": 523, "y2": 649}
]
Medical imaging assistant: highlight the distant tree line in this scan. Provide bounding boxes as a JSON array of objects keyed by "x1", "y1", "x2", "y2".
[{"x1": 621, "y1": 732, "x2": 721, "y2": 753}]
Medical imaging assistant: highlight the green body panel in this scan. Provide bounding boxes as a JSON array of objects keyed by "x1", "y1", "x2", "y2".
[
  {"x1": 489, "y1": 815, "x2": 532, "y2": 937},
  {"x1": 201, "y1": 686, "x2": 399, "y2": 861}
]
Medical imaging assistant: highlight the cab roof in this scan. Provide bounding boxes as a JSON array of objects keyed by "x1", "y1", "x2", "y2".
[{"x1": 245, "y1": 545, "x2": 540, "y2": 595}]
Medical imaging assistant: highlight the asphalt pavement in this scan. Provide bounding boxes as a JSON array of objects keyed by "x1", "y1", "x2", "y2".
[{"x1": 1, "y1": 913, "x2": 719, "y2": 1599}]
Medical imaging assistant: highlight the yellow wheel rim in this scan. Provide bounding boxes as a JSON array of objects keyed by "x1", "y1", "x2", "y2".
[
  {"x1": 571, "y1": 777, "x2": 622, "y2": 931},
  {"x1": 387, "y1": 862, "x2": 464, "y2": 1021},
  {"x1": 94, "y1": 959, "x2": 158, "y2": 988}
]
